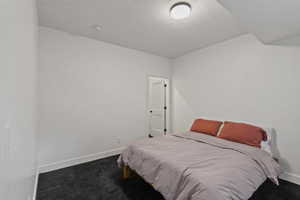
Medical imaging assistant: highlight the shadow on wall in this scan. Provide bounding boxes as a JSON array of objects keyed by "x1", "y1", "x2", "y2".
[{"x1": 172, "y1": 87, "x2": 196, "y2": 132}]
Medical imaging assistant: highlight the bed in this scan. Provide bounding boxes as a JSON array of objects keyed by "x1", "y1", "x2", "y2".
[{"x1": 118, "y1": 131, "x2": 280, "y2": 200}]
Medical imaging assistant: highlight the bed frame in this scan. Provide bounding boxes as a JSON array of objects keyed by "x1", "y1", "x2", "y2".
[{"x1": 123, "y1": 166, "x2": 131, "y2": 179}]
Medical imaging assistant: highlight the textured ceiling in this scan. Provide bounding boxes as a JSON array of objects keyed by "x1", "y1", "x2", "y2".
[{"x1": 37, "y1": 0, "x2": 245, "y2": 58}]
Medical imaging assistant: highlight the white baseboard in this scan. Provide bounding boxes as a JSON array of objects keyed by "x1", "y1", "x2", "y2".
[
  {"x1": 280, "y1": 172, "x2": 300, "y2": 185},
  {"x1": 37, "y1": 148, "x2": 300, "y2": 188},
  {"x1": 38, "y1": 147, "x2": 125, "y2": 173},
  {"x1": 32, "y1": 170, "x2": 39, "y2": 200}
]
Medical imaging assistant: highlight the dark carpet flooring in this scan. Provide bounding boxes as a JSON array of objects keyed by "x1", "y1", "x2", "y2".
[{"x1": 37, "y1": 155, "x2": 300, "y2": 200}]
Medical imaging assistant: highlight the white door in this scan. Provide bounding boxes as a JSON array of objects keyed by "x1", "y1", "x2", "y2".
[{"x1": 148, "y1": 77, "x2": 168, "y2": 137}]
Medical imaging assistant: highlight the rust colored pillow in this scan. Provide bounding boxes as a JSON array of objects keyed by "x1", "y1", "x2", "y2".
[
  {"x1": 218, "y1": 121, "x2": 267, "y2": 148},
  {"x1": 190, "y1": 119, "x2": 223, "y2": 136}
]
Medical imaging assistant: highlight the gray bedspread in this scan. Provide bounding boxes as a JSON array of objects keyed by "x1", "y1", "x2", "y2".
[{"x1": 118, "y1": 132, "x2": 281, "y2": 200}]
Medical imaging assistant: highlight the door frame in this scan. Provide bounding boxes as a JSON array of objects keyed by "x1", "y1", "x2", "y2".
[{"x1": 147, "y1": 76, "x2": 170, "y2": 137}]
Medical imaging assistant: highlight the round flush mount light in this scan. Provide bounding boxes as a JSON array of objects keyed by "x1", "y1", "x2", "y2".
[
  {"x1": 93, "y1": 25, "x2": 102, "y2": 31},
  {"x1": 170, "y1": 2, "x2": 192, "y2": 20}
]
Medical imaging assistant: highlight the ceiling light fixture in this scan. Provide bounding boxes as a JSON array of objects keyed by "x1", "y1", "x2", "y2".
[
  {"x1": 93, "y1": 25, "x2": 102, "y2": 31},
  {"x1": 170, "y1": 2, "x2": 192, "y2": 20}
]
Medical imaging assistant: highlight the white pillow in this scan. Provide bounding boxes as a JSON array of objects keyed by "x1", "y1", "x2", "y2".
[
  {"x1": 261, "y1": 128, "x2": 279, "y2": 160},
  {"x1": 261, "y1": 140, "x2": 272, "y2": 155}
]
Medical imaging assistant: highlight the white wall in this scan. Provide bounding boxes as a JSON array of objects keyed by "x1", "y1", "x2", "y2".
[
  {"x1": 38, "y1": 27, "x2": 170, "y2": 168},
  {"x1": 0, "y1": 0, "x2": 38, "y2": 199},
  {"x1": 172, "y1": 34, "x2": 300, "y2": 183}
]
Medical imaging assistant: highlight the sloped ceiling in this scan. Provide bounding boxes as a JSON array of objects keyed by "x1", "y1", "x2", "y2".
[{"x1": 217, "y1": 0, "x2": 300, "y2": 46}]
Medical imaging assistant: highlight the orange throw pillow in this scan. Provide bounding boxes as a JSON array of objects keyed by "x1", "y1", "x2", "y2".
[
  {"x1": 190, "y1": 119, "x2": 223, "y2": 136},
  {"x1": 218, "y1": 121, "x2": 267, "y2": 148}
]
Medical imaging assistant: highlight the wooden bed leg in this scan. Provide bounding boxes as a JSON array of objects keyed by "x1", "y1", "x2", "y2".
[{"x1": 123, "y1": 166, "x2": 131, "y2": 179}]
